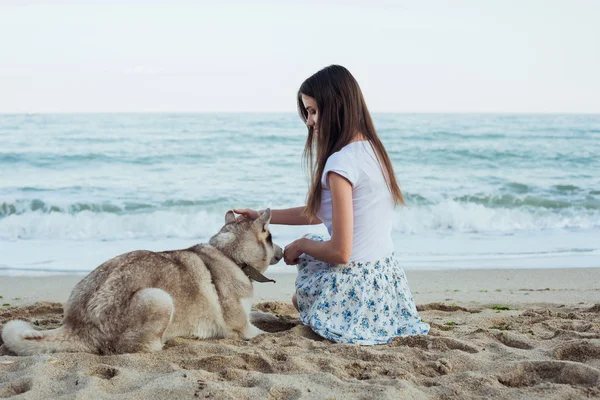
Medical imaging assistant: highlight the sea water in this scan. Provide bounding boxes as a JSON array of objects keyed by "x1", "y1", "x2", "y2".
[{"x1": 0, "y1": 113, "x2": 599, "y2": 275}]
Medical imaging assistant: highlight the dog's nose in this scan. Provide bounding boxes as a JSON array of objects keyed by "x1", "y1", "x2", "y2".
[{"x1": 273, "y1": 246, "x2": 283, "y2": 262}]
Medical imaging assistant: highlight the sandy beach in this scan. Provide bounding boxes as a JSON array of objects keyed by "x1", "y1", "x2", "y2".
[{"x1": 1, "y1": 268, "x2": 599, "y2": 399}]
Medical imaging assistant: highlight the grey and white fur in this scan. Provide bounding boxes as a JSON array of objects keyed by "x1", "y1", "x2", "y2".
[{"x1": 2, "y1": 209, "x2": 282, "y2": 355}]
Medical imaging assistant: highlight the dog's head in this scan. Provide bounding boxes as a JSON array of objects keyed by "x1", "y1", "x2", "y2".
[{"x1": 209, "y1": 208, "x2": 283, "y2": 274}]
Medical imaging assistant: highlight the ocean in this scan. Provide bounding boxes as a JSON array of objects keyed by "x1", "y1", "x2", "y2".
[{"x1": 0, "y1": 113, "x2": 599, "y2": 276}]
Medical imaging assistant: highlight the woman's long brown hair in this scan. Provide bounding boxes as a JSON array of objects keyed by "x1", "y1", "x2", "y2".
[{"x1": 297, "y1": 65, "x2": 405, "y2": 220}]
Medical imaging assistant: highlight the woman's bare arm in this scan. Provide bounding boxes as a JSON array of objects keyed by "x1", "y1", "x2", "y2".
[
  {"x1": 269, "y1": 207, "x2": 322, "y2": 225},
  {"x1": 234, "y1": 206, "x2": 322, "y2": 226},
  {"x1": 284, "y1": 173, "x2": 353, "y2": 264}
]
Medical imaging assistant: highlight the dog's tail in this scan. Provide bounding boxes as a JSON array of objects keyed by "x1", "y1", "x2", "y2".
[{"x1": 2, "y1": 320, "x2": 87, "y2": 355}]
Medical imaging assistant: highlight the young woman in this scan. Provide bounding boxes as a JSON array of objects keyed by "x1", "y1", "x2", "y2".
[{"x1": 235, "y1": 65, "x2": 429, "y2": 345}]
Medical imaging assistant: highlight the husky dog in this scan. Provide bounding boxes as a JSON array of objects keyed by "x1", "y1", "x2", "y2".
[{"x1": 2, "y1": 209, "x2": 282, "y2": 355}]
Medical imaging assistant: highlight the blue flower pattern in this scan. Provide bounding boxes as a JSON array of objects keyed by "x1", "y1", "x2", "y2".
[{"x1": 295, "y1": 234, "x2": 430, "y2": 345}]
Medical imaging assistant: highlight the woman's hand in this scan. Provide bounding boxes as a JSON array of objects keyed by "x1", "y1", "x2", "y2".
[
  {"x1": 284, "y1": 238, "x2": 306, "y2": 265},
  {"x1": 233, "y1": 208, "x2": 261, "y2": 221}
]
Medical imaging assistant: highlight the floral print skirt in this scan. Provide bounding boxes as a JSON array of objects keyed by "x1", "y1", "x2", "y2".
[{"x1": 295, "y1": 235, "x2": 430, "y2": 345}]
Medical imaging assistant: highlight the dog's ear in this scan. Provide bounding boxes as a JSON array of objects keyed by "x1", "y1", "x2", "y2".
[
  {"x1": 254, "y1": 208, "x2": 271, "y2": 231},
  {"x1": 225, "y1": 210, "x2": 236, "y2": 224}
]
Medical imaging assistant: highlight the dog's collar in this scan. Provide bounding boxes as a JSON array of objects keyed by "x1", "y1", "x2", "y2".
[{"x1": 240, "y1": 264, "x2": 276, "y2": 283}]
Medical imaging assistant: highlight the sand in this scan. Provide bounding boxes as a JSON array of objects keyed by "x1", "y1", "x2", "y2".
[{"x1": 1, "y1": 268, "x2": 599, "y2": 399}]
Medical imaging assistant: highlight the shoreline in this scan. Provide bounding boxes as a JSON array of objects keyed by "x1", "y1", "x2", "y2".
[{"x1": 1, "y1": 267, "x2": 599, "y2": 308}]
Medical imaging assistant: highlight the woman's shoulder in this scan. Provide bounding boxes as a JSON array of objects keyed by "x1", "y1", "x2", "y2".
[
  {"x1": 325, "y1": 145, "x2": 354, "y2": 168},
  {"x1": 322, "y1": 142, "x2": 375, "y2": 186},
  {"x1": 330, "y1": 140, "x2": 371, "y2": 158}
]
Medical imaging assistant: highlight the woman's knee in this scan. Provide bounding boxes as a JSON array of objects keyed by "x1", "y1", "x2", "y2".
[{"x1": 292, "y1": 293, "x2": 299, "y2": 311}]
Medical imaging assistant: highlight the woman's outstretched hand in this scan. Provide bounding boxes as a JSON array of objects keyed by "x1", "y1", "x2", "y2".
[
  {"x1": 233, "y1": 208, "x2": 261, "y2": 221},
  {"x1": 284, "y1": 238, "x2": 304, "y2": 265}
]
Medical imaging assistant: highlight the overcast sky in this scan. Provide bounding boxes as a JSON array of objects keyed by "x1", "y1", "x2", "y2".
[{"x1": 0, "y1": 0, "x2": 599, "y2": 113}]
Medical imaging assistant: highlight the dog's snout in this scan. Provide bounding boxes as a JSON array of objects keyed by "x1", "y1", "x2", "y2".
[{"x1": 271, "y1": 245, "x2": 283, "y2": 264}]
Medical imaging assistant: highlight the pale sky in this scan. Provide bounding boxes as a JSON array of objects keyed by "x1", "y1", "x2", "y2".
[{"x1": 0, "y1": 0, "x2": 599, "y2": 113}]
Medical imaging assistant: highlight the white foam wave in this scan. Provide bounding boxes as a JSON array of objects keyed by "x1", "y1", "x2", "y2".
[
  {"x1": 0, "y1": 200, "x2": 598, "y2": 240},
  {"x1": 0, "y1": 210, "x2": 226, "y2": 240},
  {"x1": 395, "y1": 200, "x2": 600, "y2": 234}
]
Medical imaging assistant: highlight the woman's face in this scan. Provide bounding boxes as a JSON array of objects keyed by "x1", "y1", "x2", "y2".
[{"x1": 301, "y1": 94, "x2": 318, "y2": 135}]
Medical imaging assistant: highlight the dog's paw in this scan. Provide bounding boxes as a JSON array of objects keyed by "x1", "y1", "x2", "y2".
[{"x1": 242, "y1": 324, "x2": 267, "y2": 339}]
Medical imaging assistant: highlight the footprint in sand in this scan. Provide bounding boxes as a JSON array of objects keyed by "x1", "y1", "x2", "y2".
[
  {"x1": 498, "y1": 360, "x2": 600, "y2": 387},
  {"x1": 179, "y1": 354, "x2": 275, "y2": 374},
  {"x1": 553, "y1": 340, "x2": 600, "y2": 363},
  {"x1": 389, "y1": 335, "x2": 479, "y2": 354},
  {"x1": 494, "y1": 331, "x2": 535, "y2": 350},
  {"x1": 0, "y1": 379, "x2": 32, "y2": 398},
  {"x1": 88, "y1": 365, "x2": 119, "y2": 380},
  {"x1": 267, "y1": 386, "x2": 303, "y2": 399}
]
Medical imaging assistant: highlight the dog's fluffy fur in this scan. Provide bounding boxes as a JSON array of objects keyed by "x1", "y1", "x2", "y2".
[{"x1": 2, "y1": 209, "x2": 282, "y2": 355}]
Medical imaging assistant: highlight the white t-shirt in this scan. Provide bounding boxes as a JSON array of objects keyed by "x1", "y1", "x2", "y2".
[{"x1": 316, "y1": 141, "x2": 395, "y2": 262}]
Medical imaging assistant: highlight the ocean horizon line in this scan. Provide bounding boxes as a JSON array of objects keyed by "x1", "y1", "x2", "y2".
[{"x1": 1, "y1": 111, "x2": 600, "y2": 116}]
